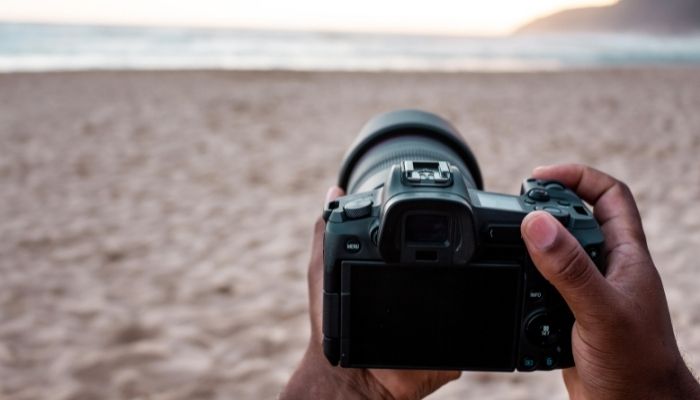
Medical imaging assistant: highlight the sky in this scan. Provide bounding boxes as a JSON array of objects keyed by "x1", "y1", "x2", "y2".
[{"x1": 0, "y1": 0, "x2": 617, "y2": 36}]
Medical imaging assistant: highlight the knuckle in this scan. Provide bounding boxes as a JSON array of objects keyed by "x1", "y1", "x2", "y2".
[
  {"x1": 616, "y1": 180, "x2": 632, "y2": 195},
  {"x1": 619, "y1": 183, "x2": 631, "y2": 198},
  {"x1": 613, "y1": 180, "x2": 635, "y2": 202},
  {"x1": 552, "y1": 243, "x2": 594, "y2": 289}
]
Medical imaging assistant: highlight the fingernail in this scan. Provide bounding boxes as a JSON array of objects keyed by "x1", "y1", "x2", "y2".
[
  {"x1": 325, "y1": 186, "x2": 338, "y2": 204},
  {"x1": 523, "y1": 212, "x2": 558, "y2": 250},
  {"x1": 532, "y1": 165, "x2": 548, "y2": 176}
]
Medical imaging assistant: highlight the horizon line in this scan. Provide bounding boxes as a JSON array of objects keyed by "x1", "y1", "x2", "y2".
[{"x1": 0, "y1": 18, "x2": 522, "y2": 38}]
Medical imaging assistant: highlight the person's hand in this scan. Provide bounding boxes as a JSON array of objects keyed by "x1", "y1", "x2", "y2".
[
  {"x1": 520, "y1": 164, "x2": 700, "y2": 400},
  {"x1": 280, "y1": 187, "x2": 460, "y2": 400}
]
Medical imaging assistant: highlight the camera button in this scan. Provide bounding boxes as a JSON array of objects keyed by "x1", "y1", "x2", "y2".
[
  {"x1": 545, "y1": 182, "x2": 565, "y2": 191},
  {"x1": 525, "y1": 313, "x2": 559, "y2": 347},
  {"x1": 527, "y1": 288, "x2": 545, "y2": 303},
  {"x1": 535, "y1": 205, "x2": 571, "y2": 225},
  {"x1": 345, "y1": 238, "x2": 361, "y2": 253},
  {"x1": 520, "y1": 355, "x2": 537, "y2": 371},
  {"x1": 539, "y1": 205, "x2": 564, "y2": 215},
  {"x1": 586, "y1": 245, "x2": 600, "y2": 261},
  {"x1": 527, "y1": 188, "x2": 550, "y2": 202},
  {"x1": 542, "y1": 354, "x2": 558, "y2": 369}
]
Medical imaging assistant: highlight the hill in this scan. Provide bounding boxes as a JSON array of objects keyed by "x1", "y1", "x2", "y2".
[{"x1": 516, "y1": 0, "x2": 700, "y2": 34}]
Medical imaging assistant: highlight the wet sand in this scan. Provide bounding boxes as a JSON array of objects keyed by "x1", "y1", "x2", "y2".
[{"x1": 1, "y1": 68, "x2": 699, "y2": 399}]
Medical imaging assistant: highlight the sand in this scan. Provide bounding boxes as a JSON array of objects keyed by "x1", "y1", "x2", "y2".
[{"x1": 0, "y1": 68, "x2": 699, "y2": 399}]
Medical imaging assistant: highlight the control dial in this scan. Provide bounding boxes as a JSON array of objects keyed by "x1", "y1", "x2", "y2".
[
  {"x1": 344, "y1": 199, "x2": 373, "y2": 219},
  {"x1": 525, "y1": 312, "x2": 559, "y2": 347}
]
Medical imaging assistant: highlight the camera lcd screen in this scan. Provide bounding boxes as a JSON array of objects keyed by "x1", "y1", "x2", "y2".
[
  {"x1": 405, "y1": 214, "x2": 449, "y2": 243},
  {"x1": 344, "y1": 262, "x2": 520, "y2": 370},
  {"x1": 476, "y1": 192, "x2": 523, "y2": 212}
]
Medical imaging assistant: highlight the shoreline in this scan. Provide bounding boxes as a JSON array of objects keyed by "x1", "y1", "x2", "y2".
[{"x1": 3, "y1": 64, "x2": 700, "y2": 75}]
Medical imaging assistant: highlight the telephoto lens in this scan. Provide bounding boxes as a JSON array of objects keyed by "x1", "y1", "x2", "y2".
[{"x1": 338, "y1": 109, "x2": 483, "y2": 194}]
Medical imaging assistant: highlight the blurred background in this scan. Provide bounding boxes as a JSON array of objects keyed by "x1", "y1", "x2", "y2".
[
  {"x1": 2, "y1": 0, "x2": 700, "y2": 71},
  {"x1": 1, "y1": 1, "x2": 699, "y2": 399}
]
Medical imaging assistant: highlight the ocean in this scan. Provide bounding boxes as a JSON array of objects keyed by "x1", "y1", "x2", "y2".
[{"x1": 1, "y1": 22, "x2": 700, "y2": 72}]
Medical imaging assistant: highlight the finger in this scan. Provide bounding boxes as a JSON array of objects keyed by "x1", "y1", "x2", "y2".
[
  {"x1": 310, "y1": 186, "x2": 346, "y2": 265},
  {"x1": 370, "y1": 369, "x2": 461, "y2": 400},
  {"x1": 308, "y1": 186, "x2": 345, "y2": 338},
  {"x1": 562, "y1": 368, "x2": 583, "y2": 399},
  {"x1": 532, "y1": 164, "x2": 650, "y2": 264},
  {"x1": 309, "y1": 186, "x2": 346, "y2": 276},
  {"x1": 521, "y1": 211, "x2": 615, "y2": 326}
]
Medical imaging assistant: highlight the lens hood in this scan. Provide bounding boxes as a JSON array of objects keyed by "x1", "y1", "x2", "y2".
[{"x1": 337, "y1": 109, "x2": 483, "y2": 192}]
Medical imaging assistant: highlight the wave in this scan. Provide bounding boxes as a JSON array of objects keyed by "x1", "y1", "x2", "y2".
[{"x1": 2, "y1": 22, "x2": 700, "y2": 72}]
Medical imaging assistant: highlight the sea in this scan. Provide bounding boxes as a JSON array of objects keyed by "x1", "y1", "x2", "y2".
[{"x1": 2, "y1": 22, "x2": 700, "y2": 72}]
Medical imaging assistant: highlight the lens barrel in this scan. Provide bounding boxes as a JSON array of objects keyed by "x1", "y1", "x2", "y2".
[{"x1": 338, "y1": 110, "x2": 483, "y2": 194}]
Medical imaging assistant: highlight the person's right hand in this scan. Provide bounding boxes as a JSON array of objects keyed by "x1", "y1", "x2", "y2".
[{"x1": 520, "y1": 164, "x2": 700, "y2": 400}]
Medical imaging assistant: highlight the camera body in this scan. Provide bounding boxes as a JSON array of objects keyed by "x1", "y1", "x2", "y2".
[{"x1": 322, "y1": 160, "x2": 604, "y2": 371}]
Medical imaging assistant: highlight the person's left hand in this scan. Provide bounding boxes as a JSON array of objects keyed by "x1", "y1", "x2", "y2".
[{"x1": 280, "y1": 186, "x2": 460, "y2": 400}]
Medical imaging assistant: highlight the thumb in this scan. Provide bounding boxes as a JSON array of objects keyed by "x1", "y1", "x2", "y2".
[{"x1": 521, "y1": 211, "x2": 612, "y2": 326}]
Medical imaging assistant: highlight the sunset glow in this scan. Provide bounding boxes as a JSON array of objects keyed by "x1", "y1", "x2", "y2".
[{"x1": 0, "y1": 0, "x2": 618, "y2": 35}]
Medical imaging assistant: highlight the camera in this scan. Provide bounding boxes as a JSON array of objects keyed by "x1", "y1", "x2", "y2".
[{"x1": 322, "y1": 110, "x2": 604, "y2": 371}]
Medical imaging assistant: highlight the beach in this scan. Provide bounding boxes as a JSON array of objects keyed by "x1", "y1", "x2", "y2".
[{"x1": 1, "y1": 68, "x2": 699, "y2": 399}]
